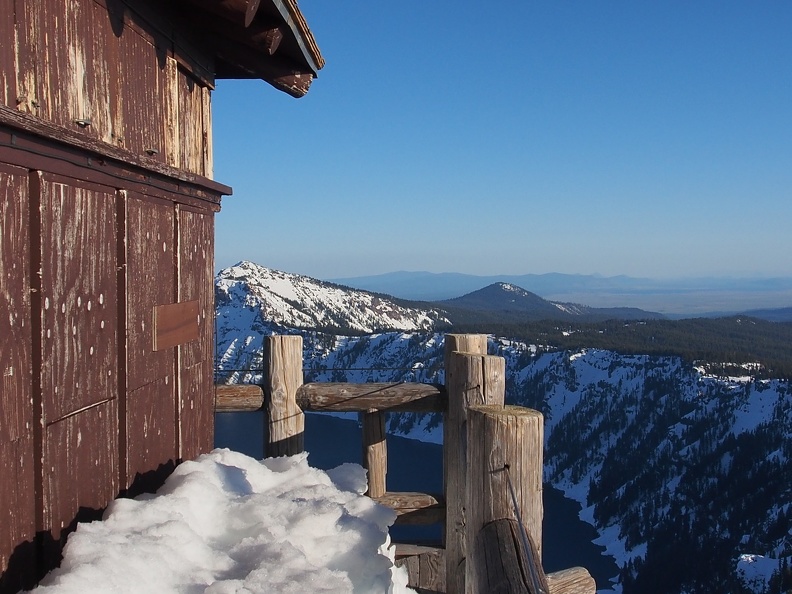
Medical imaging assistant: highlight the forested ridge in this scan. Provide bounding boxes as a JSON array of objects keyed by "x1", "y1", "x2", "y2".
[{"x1": 451, "y1": 316, "x2": 792, "y2": 379}]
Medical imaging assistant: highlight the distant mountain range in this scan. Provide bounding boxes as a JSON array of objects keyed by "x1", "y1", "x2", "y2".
[
  {"x1": 328, "y1": 271, "x2": 792, "y2": 318},
  {"x1": 215, "y1": 263, "x2": 667, "y2": 347}
]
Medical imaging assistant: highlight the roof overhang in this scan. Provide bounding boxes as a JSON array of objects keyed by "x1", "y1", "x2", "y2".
[{"x1": 175, "y1": 0, "x2": 324, "y2": 98}]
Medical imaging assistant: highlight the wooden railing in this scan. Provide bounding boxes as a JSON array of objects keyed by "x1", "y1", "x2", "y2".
[{"x1": 215, "y1": 334, "x2": 595, "y2": 594}]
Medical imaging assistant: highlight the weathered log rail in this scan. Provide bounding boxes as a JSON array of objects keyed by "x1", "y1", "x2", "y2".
[{"x1": 214, "y1": 334, "x2": 596, "y2": 594}]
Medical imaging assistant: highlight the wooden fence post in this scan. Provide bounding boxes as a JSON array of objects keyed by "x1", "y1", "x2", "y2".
[
  {"x1": 466, "y1": 405, "x2": 545, "y2": 594},
  {"x1": 265, "y1": 335, "x2": 304, "y2": 457},
  {"x1": 362, "y1": 410, "x2": 387, "y2": 497},
  {"x1": 444, "y1": 334, "x2": 503, "y2": 594}
]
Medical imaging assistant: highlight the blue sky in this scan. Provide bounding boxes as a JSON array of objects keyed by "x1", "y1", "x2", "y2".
[{"x1": 212, "y1": 1, "x2": 791, "y2": 280}]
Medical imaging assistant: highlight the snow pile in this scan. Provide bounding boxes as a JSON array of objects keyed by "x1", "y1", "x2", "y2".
[{"x1": 31, "y1": 449, "x2": 413, "y2": 594}]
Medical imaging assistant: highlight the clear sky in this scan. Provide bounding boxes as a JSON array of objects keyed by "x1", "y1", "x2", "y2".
[{"x1": 212, "y1": 1, "x2": 792, "y2": 281}]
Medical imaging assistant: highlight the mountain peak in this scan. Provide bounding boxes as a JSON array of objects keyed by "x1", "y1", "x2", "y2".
[
  {"x1": 440, "y1": 282, "x2": 562, "y2": 316},
  {"x1": 215, "y1": 263, "x2": 449, "y2": 336}
]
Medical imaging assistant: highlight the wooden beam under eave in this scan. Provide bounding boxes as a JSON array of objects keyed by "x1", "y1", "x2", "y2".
[
  {"x1": 263, "y1": 70, "x2": 313, "y2": 98},
  {"x1": 251, "y1": 26, "x2": 283, "y2": 56},
  {"x1": 215, "y1": 42, "x2": 313, "y2": 97}
]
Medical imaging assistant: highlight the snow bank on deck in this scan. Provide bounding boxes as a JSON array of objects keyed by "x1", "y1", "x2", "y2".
[{"x1": 31, "y1": 449, "x2": 412, "y2": 593}]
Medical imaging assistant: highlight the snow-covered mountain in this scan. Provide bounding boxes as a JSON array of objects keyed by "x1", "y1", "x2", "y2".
[
  {"x1": 217, "y1": 261, "x2": 448, "y2": 333},
  {"x1": 213, "y1": 264, "x2": 792, "y2": 593},
  {"x1": 215, "y1": 261, "x2": 449, "y2": 378}
]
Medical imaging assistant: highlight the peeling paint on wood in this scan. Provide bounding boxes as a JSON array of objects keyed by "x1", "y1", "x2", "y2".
[
  {"x1": 0, "y1": 164, "x2": 32, "y2": 444},
  {"x1": 179, "y1": 362, "x2": 212, "y2": 460},
  {"x1": 126, "y1": 194, "x2": 176, "y2": 392},
  {"x1": 0, "y1": 163, "x2": 36, "y2": 591},
  {"x1": 39, "y1": 176, "x2": 118, "y2": 422},
  {"x1": 0, "y1": 6, "x2": 14, "y2": 108},
  {"x1": 0, "y1": 435, "x2": 36, "y2": 593},
  {"x1": 177, "y1": 208, "x2": 214, "y2": 458},
  {"x1": 42, "y1": 400, "x2": 118, "y2": 559},
  {"x1": 178, "y1": 208, "x2": 213, "y2": 368},
  {"x1": 125, "y1": 378, "x2": 176, "y2": 493},
  {"x1": 4, "y1": 0, "x2": 216, "y2": 176}
]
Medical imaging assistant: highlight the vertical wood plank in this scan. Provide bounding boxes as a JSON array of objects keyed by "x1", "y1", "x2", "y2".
[
  {"x1": 0, "y1": 436, "x2": 36, "y2": 593},
  {"x1": 0, "y1": 164, "x2": 32, "y2": 444},
  {"x1": 125, "y1": 378, "x2": 176, "y2": 494},
  {"x1": 126, "y1": 194, "x2": 175, "y2": 391},
  {"x1": 36, "y1": 174, "x2": 121, "y2": 573},
  {"x1": 265, "y1": 335, "x2": 304, "y2": 457},
  {"x1": 178, "y1": 207, "x2": 214, "y2": 460},
  {"x1": 118, "y1": 24, "x2": 166, "y2": 161},
  {"x1": 0, "y1": 164, "x2": 35, "y2": 591},
  {"x1": 115, "y1": 189, "x2": 129, "y2": 491},
  {"x1": 39, "y1": 178, "x2": 118, "y2": 422},
  {"x1": 13, "y1": 0, "x2": 40, "y2": 116},
  {"x1": 124, "y1": 194, "x2": 177, "y2": 490},
  {"x1": 179, "y1": 361, "x2": 210, "y2": 461},
  {"x1": 201, "y1": 85, "x2": 213, "y2": 177},
  {"x1": 164, "y1": 55, "x2": 180, "y2": 169},
  {"x1": 466, "y1": 405, "x2": 545, "y2": 593},
  {"x1": 178, "y1": 73, "x2": 204, "y2": 175},
  {"x1": 0, "y1": 1, "x2": 15, "y2": 108},
  {"x1": 362, "y1": 411, "x2": 387, "y2": 498},
  {"x1": 42, "y1": 400, "x2": 118, "y2": 566}
]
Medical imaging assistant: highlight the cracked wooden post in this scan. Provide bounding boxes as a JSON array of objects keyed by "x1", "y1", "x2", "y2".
[
  {"x1": 265, "y1": 335, "x2": 304, "y2": 457},
  {"x1": 466, "y1": 405, "x2": 546, "y2": 594},
  {"x1": 362, "y1": 410, "x2": 387, "y2": 497},
  {"x1": 444, "y1": 334, "x2": 504, "y2": 594}
]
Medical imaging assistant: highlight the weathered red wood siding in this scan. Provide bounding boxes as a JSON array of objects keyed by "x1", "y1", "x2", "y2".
[
  {"x1": 0, "y1": 0, "x2": 225, "y2": 590},
  {"x1": 0, "y1": 164, "x2": 36, "y2": 593},
  {"x1": 5, "y1": 0, "x2": 214, "y2": 176},
  {"x1": 178, "y1": 208, "x2": 216, "y2": 460},
  {"x1": 37, "y1": 174, "x2": 122, "y2": 560},
  {"x1": 125, "y1": 194, "x2": 179, "y2": 492}
]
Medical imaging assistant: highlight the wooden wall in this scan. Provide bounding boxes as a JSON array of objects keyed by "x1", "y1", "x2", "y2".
[
  {"x1": 0, "y1": 0, "x2": 224, "y2": 591},
  {"x1": 1, "y1": 0, "x2": 214, "y2": 177}
]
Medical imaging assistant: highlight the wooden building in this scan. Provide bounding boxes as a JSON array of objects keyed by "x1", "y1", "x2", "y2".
[{"x1": 0, "y1": 1, "x2": 323, "y2": 591}]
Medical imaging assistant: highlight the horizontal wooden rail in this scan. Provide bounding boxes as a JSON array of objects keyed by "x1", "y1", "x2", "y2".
[
  {"x1": 215, "y1": 384, "x2": 264, "y2": 411},
  {"x1": 374, "y1": 491, "x2": 446, "y2": 525},
  {"x1": 297, "y1": 382, "x2": 447, "y2": 412},
  {"x1": 546, "y1": 567, "x2": 596, "y2": 594},
  {"x1": 214, "y1": 382, "x2": 448, "y2": 414}
]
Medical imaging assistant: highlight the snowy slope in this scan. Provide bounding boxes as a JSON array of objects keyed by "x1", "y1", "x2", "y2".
[
  {"x1": 216, "y1": 261, "x2": 447, "y2": 333},
  {"x1": 215, "y1": 261, "x2": 449, "y2": 381}
]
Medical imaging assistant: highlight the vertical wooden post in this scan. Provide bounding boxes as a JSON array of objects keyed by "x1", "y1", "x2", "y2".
[
  {"x1": 466, "y1": 405, "x2": 545, "y2": 594},
  {"x1": 265, "y1": 335, "x2": 304, "y2": 457},
  {"x1": 362, "y1": 410, "x2": 387, "y2": 498},
  {"x1": 443, "y1": 334, "x2": 502, "y2": 594}
]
